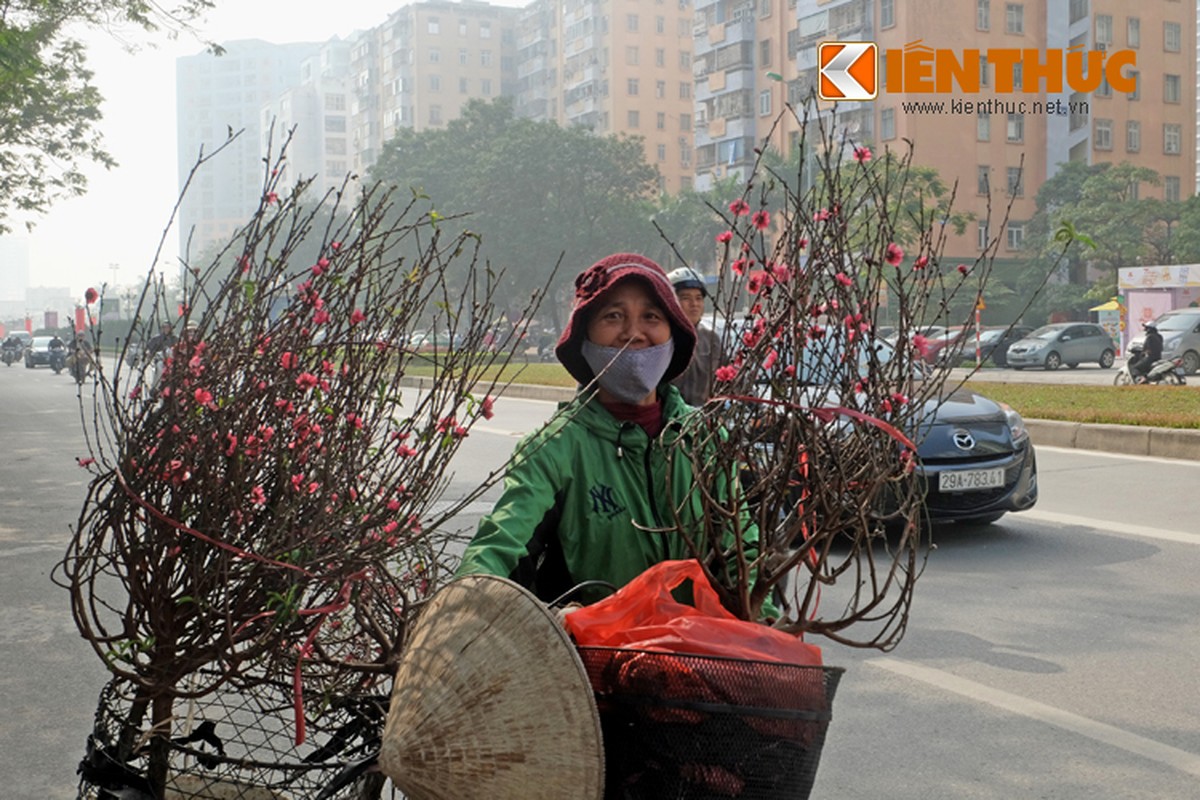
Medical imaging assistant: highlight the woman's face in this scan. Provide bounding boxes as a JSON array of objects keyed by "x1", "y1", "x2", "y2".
[{"x1": 585, "y1": 280, "x2": 671, "y2": 349}]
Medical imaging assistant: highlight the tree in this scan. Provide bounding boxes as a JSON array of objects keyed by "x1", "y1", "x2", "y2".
[
  {"x1": 0, "y1": 1, "x2": 215, "y2": 233},
  {"x1": 369, "y1": 98, "x2": 661, "y2": 328}
]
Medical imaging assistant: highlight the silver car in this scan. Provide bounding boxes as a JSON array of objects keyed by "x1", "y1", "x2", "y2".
[
  {"x1": 1005, "y1": 322, "x2": 1117, "y2": 371},
  {"x1": 1128, "y1": 309, "x2": 1200, "y2": 375}
]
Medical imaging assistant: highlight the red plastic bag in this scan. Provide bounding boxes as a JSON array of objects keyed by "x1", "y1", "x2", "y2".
[{"x1": 564, "y1": 559, "x2": 821, "y2": 667}]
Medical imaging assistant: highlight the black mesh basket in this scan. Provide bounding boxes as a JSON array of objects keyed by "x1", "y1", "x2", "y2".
[
  {"x1": 77, "y1": 677, "x2": 388, "y2": 800},
  {"x1": 576, "y1": 647, "x2": 843, "y2": 800}
]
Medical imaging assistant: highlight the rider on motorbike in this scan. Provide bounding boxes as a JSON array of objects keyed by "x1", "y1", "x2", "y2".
[
  {"x1": 1, "y1": 335, "x2": 22, "y2": 365},
  {"x1": 48, "y1": 334, "x2": 66, "y2": 372},
  {"x1": 1129, "y1": 322, "x2": 1164, "y2": 383}
]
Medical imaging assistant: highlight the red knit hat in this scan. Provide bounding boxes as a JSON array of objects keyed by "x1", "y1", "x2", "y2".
[{"x1": 555, "y1": 253, "x2": 696, "y2": 386}]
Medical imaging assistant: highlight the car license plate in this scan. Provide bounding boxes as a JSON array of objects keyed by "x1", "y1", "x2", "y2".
[{"x1": 939, "y1": 468, "x2": 1005, "y2": 492}]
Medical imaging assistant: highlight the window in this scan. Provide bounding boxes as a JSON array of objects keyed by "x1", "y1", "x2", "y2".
[
  {"x1": 881, "y1": 107, "x2": 896, "y2": 140},
  {"x1": 325, "y1": 138, "x2": 346, "y2": 155},
  {"x1": 1126, "y1": 120, "x2": 1140, "y2": 152},
  {"x1": 1164, "y1": 124, "x2": 1181, "y2": 154},
  {"x1": 1095, "y1": 15, "x2": 1112, "y2": 46},
  {"x1": 1069, "y1": 0, "x2": 1087, "y2": 24},
  {"x1": 760, "y1": 40, "x2": 771, "y2": 68},
  {"x1": 1127, "y1": 17, "x2": 1140, "y2": 48},
  {"x1": 1095, "y1": 76, "x2": 1111, "y2": 98},
  {"x1": 458, "y1": 77, "x2": 468, "y2": 93},
  {"x1": 1006, "y1": 113, "x2": 1024, "y2": 143},
  {"x1": 481, "y1": 50, "x2": 492, "y2": 66},
  {"x1": 760, "y1": 0, "x2": 771, "y2": 18},
  {"x1": 657, "y1": 144, "x2": 667, "y2": 161},
  {"x1": 977, "y1": 111, "x2": 991, "y2": 141},
  {"x1": 324, "y1": 115, "x2": 346, "y2": 133},
  {"x1": 1006, "y1": 221, "x2": 1025, "y2": 250},
  {"x1": 429, "y1": 105, "x2": 442, "y2": 125},
  {"x1": 979, "y1": 54, "x2": 989, "y2": 87},
  {"x1": 656, "y1": 80, "x2": 665, "y2": 98},
  {"x1": 628, "y1": 78, "x2": 639, "y2": 95},
  {"x1": 326, "y1": 93, "x2": 346, "y2": 112},
  {"x1": 1165, "y1": 176, "x2": 1181, "y2": 202},
  {"x1": 627, "y1": 13, "x2": 639, "y2": 31},
  {"x1": 427, "y1": 17, "x2": 440, "y2": 34},
  {"x1": 429, "y1": 75, "x2": 441, "y2": 91},
  {"x1": 1006, "y1": 166, "x2": 1023, "y2": 197},
  {"x1": 656, "y1": 112, "x2": 666, "y2": 130},
  {"x1": 480, "y1": 22, "x2": 491, "y2": 38},
  {"x1": 759, "y1": 90, "x2": 771, "y2": 116},
  {"x1": 1127, "y1": 70, "x2": 1140, "y2": 100},
  {"x1": 977, "y1": 0, "x2": 989, "y2": 31},
  {"x1": 459, "y1": 48, "x2": 468, "y2": 65},
  {"x1": 977, "y1": 165, "x2": 990, "y2": 195},
  {"x1": 1094, "y1": 118, "x2": 1112, "y2": 150},
  {"x1": 429, "y1": 48, "x2": 440, "y2": 63},
  {"x1": 628, "y1": 110, "x2": 640, "y2": 128},
  {"x1": 1164, "y1": 21, "x2": 1181, "y2": 52},
  {"x1": 1127, "y1": 181, "x2": 1139, "y2": 200},
  {"x1": 627, "y1": 46, "x2": 639, "y2": 65},
  {"x1": 656, "y1": 15, "x2": 665, "y2": 33},
  {"x1": 1012, "y1": 60, "x2": 1023, "y2": 91},
  {"x1": 1069, "y1": 91, "x2": 1087, "y2": 131},
  {"x1": 656, "y1": 48, "x2": 665, "y2": 67},
  {"x1": 680, "y1": 113, "x2": 691, "y2": 131},
  {"x1": 680, "y1": 51, "x2": 691, "y2": 69},
  {"x1": 459, "y1": 19, "x2": 468, "y2": 36},
  {"x1": 881, "y1": 0, "x2": 895, "y2": 28},
  {"x1": 680, "y1": 81, "x2": 692, "y2": 99},
  {"x1": 481, "y1": 79, "x2": 492, "y2": 96},
  {"x1": 977, "y1": 220, "x2": 990, "y2": 250},
  {"x1": 1164, "y1": 74, "x2": 1180, "y2": 104},
  {"x1": 1005, "y1": 3, "x2": 1022, "y2": 34}
]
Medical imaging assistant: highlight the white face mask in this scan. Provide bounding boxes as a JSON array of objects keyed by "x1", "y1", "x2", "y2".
[{"x1": 581, "y1": 338, "x2": 675, "y2": 404}]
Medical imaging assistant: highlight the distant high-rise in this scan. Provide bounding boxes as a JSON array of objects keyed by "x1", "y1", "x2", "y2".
[
  {"x1": 350, "y1": 0, "x2": 520, "y2": 172},
  {"x1": 515, "y1": 0, "x2": 698, "y2": 194},
  {"x1": 176, "y1": 39, "x2": 324, "y2": 259}
]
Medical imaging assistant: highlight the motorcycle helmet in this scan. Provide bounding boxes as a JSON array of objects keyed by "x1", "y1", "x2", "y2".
[
  {"x1": 666, "y1": 266, "x2": 708, "y2": 297},
  {"x1": 1143, "y1": 322, "x2": 1158, "y2": 332}
]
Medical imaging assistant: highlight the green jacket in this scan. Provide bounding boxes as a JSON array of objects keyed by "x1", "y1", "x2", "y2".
[{"x1": 456, "y1": 385, "x2": 772, "y2": 614}]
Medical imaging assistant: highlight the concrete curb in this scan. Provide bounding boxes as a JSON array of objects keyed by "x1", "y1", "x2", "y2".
[
  {"x1": 402, "y1": 378, "x2": 1200, "y2": 462},
  {"x1": 1025, "y1": 419, "x2": 1200, "y2": 461}
]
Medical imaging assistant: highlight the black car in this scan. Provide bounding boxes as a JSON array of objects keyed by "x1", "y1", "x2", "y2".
[
  {"x1": 977, "y1": 324, "x2": 1034, "y2": 367},
  {"x1": 762, "y1": 340, "x2": 1038, "y2": 526},
  {"x1": 914, "y1": 388, "x2": 1038, "y2": 524}
]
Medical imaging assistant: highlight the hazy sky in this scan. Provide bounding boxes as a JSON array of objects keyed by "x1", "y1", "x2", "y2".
[{"x1": 18, "y1": 1, "x2": 525, "y2": 296}]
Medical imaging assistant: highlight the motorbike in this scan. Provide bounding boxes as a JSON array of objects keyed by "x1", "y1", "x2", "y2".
[
  {"x1": 1113, "y1": 345, "x2": 1186, "y2": 385},
  {"x1": 49, "y1": 345, "x2": 66, "y2": 374},
  {"x1": 1, "y1": 347, "x2": 18, "y2": 367}
]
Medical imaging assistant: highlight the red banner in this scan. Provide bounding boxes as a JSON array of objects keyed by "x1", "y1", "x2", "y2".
[{"x1": 75, "y1": 307, "x2": 86, "y2": 333}]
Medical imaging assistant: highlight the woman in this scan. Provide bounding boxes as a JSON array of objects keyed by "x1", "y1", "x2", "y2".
[{"x1": 456, "y1": 253, "x2": 767, "y2": 611}]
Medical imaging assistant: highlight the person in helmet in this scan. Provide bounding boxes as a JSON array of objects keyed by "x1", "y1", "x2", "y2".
[
  {"x1": 667, "y1": 266, "x2": 722, "y2": 406},
  {"x1": 1130, "y1": 322, "x2": 1163, "y2": 383}
]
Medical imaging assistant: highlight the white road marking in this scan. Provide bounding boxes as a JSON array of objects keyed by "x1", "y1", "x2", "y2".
[
  {"x1": 1020, "y1": 509, "x2": 1200, "y2": 546},
  {"x1": 870, "y1": 658, "x2": 1200, "y2": 778}
]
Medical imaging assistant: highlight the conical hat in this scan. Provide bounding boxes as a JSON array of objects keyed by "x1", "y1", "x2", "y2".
[{"x1": 379, "y1": 575, "x2": 604, "y2": 800}]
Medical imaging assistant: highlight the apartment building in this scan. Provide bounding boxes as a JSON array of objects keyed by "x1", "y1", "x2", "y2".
[
  {"x1": 176, "y1": 40, "x2": 323, "y2": 256},
  {"x1": 514, "y1": 0, "x2": 698, "y2": 194},
  {"x1": 261, "y1": 40, "x2": 354, "y2": 202},
  {"x1": 789, "y1": 0, "x2": 1195, "y2": 264},
  {"x1": 350, "y1": 0, "x2": 520, "y2": 171}
]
